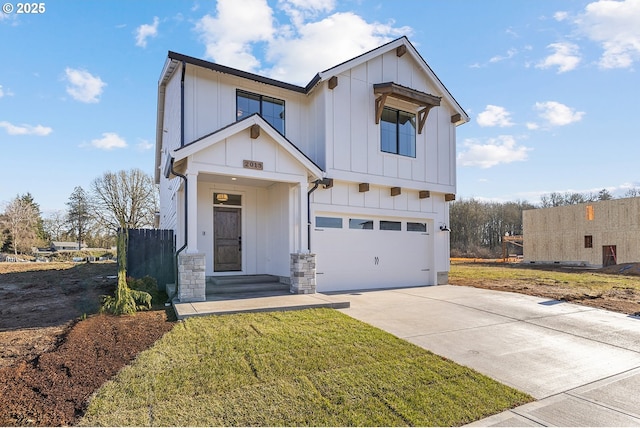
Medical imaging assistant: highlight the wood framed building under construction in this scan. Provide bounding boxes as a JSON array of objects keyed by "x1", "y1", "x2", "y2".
[{"x1": 523, "y1": 197, "x2": 640, "y2": 267}]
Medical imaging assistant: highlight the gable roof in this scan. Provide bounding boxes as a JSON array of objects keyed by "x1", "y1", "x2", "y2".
[
  {"x1": 317, "y1": 36, "x2": 468, "y2": 125},
  {"x1": 156, "y1": 36, "x2": 468, "y2": 181},
  {"x1": 172, "y1": 114, "x2": 324, "y2": 180}
]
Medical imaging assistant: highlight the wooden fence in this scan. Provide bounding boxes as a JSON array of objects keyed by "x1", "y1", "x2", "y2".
[{"x1": 125, "y1": 228, "x2": 175, "y2": 290}]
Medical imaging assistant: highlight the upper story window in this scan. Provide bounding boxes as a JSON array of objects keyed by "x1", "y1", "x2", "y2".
[
  {"x1": 380, "y1": 106, "x2": 416, "y2": 158},
  {"x1": 236, "y1": 90, "x2": 285, "y2": 135}
]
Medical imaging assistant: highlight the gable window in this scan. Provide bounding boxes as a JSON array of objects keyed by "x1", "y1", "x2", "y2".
[
  {"x1": 236, "y1": 90, "x2": 285, "y2": 135},
  {"x1": 380, "y1": 107, "x2": 416, "y2": 157}
]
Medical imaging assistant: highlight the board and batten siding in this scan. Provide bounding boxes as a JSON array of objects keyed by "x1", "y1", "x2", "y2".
[
  {"x1": 159, "y1": 67, "x2": 184, "y2": 233},
  {"x1": 323, "y1": 49, "x2": 457, "y2": 192}
]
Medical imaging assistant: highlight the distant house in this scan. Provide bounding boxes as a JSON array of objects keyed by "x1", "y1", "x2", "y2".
[
  {"x1": 155, "y1": 36, "x2": 468, "y2": 301},
  {"x1": 51, "y1": 241, "x2": 86, "y2": 252},
  {"x1": 523, "y1": 197, "x2": 640, "y2": 267}
]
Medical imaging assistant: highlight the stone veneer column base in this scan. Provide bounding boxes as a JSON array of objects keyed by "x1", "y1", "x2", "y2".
[
  {"x1": 290, "y1": 253, "x2": 316, "y2": 294},
  {"x1": 178, "y1": 253, "x2": 206, "y2": 302}
]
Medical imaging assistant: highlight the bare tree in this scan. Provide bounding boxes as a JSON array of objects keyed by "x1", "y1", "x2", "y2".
[
  {"x1": 66, "y1": 186, "x2": 92, "y2": 250},
  {"x1": 90, "y1": 169, "x2": 158, "y2": 232},
  {"x1": 1, "y1": 195, "x2": 40, "y2": 255},
  {"x1": 43, "y1": 210, "x2": 70, "y2": 242}
]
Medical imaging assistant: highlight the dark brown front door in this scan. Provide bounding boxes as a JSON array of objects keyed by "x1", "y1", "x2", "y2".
[{"x1": 214, "y1": 207, "x2": 241, "y2": 271}]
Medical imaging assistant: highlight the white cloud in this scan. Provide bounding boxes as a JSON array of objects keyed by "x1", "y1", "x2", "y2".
[
  {"x1": 195, "y1": 0, "x2": 275, "y2": 72},
  {"x1": 576, "y1": 0, "x2": 640, "y2": 69},
  {"x1": 265, "y1": 12, "x2": 410, "y2": 83},
  {"x1": 458, "y1": 135, "x2": 531, "y2": 169},
  {"x1": 489, "y1": 48, "x2": 518, "y2": 63},
  {"x1": 536, "y1": 42, "x2": 581, "y2": 73},
  {"x1": 535, "y1": 101, "x2": 585, "y2": 126},
  {"x1": 477, "y1": 105, "x2": 514, "y2": 127},
  {"x1": 0, "y1": 121, "x2": 52, "y2": 136},
  {"x1": 90, "y1": 132, "x2": 127, "y2": 150},
  {"x1": 554, "y1": 11, "x2": 569, "y2": 21},
  {"x1": 526, "y1": 122, "x2": 540, "y2": 130},
  {"x1": 194, "y1": 0, "x2": 411, "y2": 84},
  {"x1": 136, "y1": 138, "x2": 153, "y2": 151},
  {"x1": 135, "y1": 16, "x2": 159, "y2": 48},
  {"x1": 64, "y1": 68, "x2": 106, "y2": 103}
]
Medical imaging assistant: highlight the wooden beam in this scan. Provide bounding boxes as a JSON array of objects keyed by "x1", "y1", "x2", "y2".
[
  {"x1": 419, "y1": 190, "x2": 430, "y2": 199},
  {"x1": 250, "y1": 124, "x2": 260, "y2": 139},
  {"x1": 390, "y1": 187, "x2": 401, "y2": 197},
  {"x1": 373, "y1": 82, "x2": 441, "y2": 108},
  {"x1": 444, "y1": 193, "x2": 455, "y2": 201},
  {"x1": 375, "y1": 94, "x2": 388, "y2": 124},
  {"x1": 358, "y1": 183, "x2": 370, "y2": 192},
  {"x1": 396, "y1": 45, "x2": 407, "y2": 57},
  {"x1": 417, "y1": 106, "x2": 435, "y2": 134},
  {"x1": 328, "y1": 76, "x2": 338, "y2": 90}
]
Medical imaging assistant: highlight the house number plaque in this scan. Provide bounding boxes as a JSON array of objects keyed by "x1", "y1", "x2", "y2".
[{"x1": 243, "y1": 160, "x2": 263, "y2": 170}]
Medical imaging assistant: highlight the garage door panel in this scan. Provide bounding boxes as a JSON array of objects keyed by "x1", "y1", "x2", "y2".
[{"x1": 314, "y1": 218, "x2": 432, "y2": 292}]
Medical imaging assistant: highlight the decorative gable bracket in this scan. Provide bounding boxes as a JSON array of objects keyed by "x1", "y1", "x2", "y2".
[{"x1": 373, "y1": 82, "x2": 441, "y2": 134}]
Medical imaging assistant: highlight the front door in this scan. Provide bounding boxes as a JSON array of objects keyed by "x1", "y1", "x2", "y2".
[
  {"x1": 602, "y1": 245, "x2": 617, "y2": 267},
  {"x1": 214, "y1": 207, "x2": 242, "y2": 271}
]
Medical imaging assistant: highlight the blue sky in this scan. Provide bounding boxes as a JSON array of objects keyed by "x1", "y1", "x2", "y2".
[{"x1": 1, "y1": 0, "x2": 639, "y2": 214}]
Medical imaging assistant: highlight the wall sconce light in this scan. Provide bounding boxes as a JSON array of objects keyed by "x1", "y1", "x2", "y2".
[{"x1": 440, "y1": 224, "x2": 450, "y2": 232}]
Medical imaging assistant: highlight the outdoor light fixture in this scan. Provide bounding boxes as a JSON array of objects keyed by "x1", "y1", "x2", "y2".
[
  {"x1": 216, "y1": 193, "x2": 229, "y2": 202},
  {"x1": 440, "y1": 224, "x2": 450, "y2": 232}
]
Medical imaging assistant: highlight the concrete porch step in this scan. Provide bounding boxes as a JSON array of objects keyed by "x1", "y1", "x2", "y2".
[
  {"x1": 207, "y1": 274, "x2": 279, "y2": 286},
  {"x1": 206, "y1": 275, "x2": 288, "y2": 294}
]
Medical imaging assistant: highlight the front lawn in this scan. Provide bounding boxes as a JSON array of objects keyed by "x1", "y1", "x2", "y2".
[{"x1": 80, "y1": 308, "x2": 530, "y2": 426}]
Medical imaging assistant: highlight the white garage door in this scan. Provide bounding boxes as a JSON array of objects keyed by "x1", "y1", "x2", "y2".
[{"x1": 313, "y1": 215, "x2": 433, "y2": 292}]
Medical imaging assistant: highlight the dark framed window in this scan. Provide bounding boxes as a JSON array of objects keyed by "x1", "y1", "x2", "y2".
[
  {"x1": 349, "y1": 219, "x2": 373, "y2": 230},
  {"x1": 584, "y1": 235, "x2": 593, "y2": 248},
  {"x1": 315, "y1": 216, "x2": 342, "y2": 228},
  {"x1": 236, "y1": 90, "x2": 285, "y2": 135},
  {"x1": 381, "y1": 106, "x2": 416, "y2": 157},
  {"x1": 380, "y1": 220, "x2": 401, "y2": 231},
  {"x1": 407, "y1": 222, "x2": 427, "y2": 232}
]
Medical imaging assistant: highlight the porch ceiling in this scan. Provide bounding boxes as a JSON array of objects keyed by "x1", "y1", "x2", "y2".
[{"x1": 197, "y1": 172, "x2": 278, "y2": 188}]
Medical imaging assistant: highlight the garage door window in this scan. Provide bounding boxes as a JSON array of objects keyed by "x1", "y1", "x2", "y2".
[
  {"x1": 315, "y1": 216, "x2": 342, "y2": 228},
  {"x1": 349, "y1": 219, "x2": 373, "y2": 229},
  {"x1": 407, "y1": 222, "x2": 427, "y2": 232},
  {"x1": 380, "y1": 220, "x2": 401, "y2": 231}
]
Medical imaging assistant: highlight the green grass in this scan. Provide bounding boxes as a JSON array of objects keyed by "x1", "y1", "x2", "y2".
[
  {"x1": 79, "y1": 308, "x2": 531, "y2": 427},
  {"x1": 450, "y1": 263, "x2": 640, "y2": 294}
]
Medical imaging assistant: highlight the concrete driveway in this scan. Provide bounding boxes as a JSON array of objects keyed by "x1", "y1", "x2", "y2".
[{"x1": 336, "y1": 285, "x2": 640, "y2": 426}]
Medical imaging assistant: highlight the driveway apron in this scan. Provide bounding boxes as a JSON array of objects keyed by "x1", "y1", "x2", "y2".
[{"x1": 337, "y1": 285, "x2": 640, "y2": 426}]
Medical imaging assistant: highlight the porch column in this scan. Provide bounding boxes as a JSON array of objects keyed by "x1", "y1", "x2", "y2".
[
  {"x1": 298, "y1": 179, "x2": 308, "y2": 253},
  {"x1": 178, "y1": 171, "x2": 206, "y2": 302},
  {"x1": 186, "y1": 171, "x2": 199, "y2": 253}
]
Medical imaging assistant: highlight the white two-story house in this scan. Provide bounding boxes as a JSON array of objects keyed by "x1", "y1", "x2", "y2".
[{"x1": 155, "y1": 36, "x2": 468, "y2": 301}]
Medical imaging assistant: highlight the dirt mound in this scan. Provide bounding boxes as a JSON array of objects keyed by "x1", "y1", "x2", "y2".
[
  {"x1": 0, "y1": 310, "x2": 173, "y2": 426},
  {"x1": 596, "y1": 263, "x2": 640, "y2": 276}
]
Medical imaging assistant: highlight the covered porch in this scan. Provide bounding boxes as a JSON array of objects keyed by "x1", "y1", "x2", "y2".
[{"x1": 167, "y1": 115, "x2": 325, "y2": 302}]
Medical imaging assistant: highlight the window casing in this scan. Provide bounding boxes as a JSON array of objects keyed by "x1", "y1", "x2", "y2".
[
  {"x1": 380, "y1": 106, "x2": 416, "y2": 157},
  {"x1": 236, "y1": 90, "x2": 285, "y2": 135}
]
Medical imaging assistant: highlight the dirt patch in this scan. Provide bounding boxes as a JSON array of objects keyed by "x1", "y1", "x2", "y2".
[
  {"x1": 0, "y1": 262, "x2": 175, "y2": 426},
  {"x1": 452, "y1": 261, "x2": 640, "y2": 316}
]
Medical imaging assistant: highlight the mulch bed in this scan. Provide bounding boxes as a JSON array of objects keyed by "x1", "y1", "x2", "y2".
[{"x1": 0, "y1": 310, "x2": 174, "y2": 426}]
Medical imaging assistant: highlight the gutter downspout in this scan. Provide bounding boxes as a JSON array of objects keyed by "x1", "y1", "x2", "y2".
[
  {"x1": 171, "y1": 159, "x2": 187, "y2": 301},
  {"x1": 306, "y1": 178, "x2": 332, "y2": 252},
  {"x1": 180, "y1": 61, "x2": 186, "y2": 147},
  {"x1": 307, "y1": 180, "x2": 321, "y2": 252}
]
